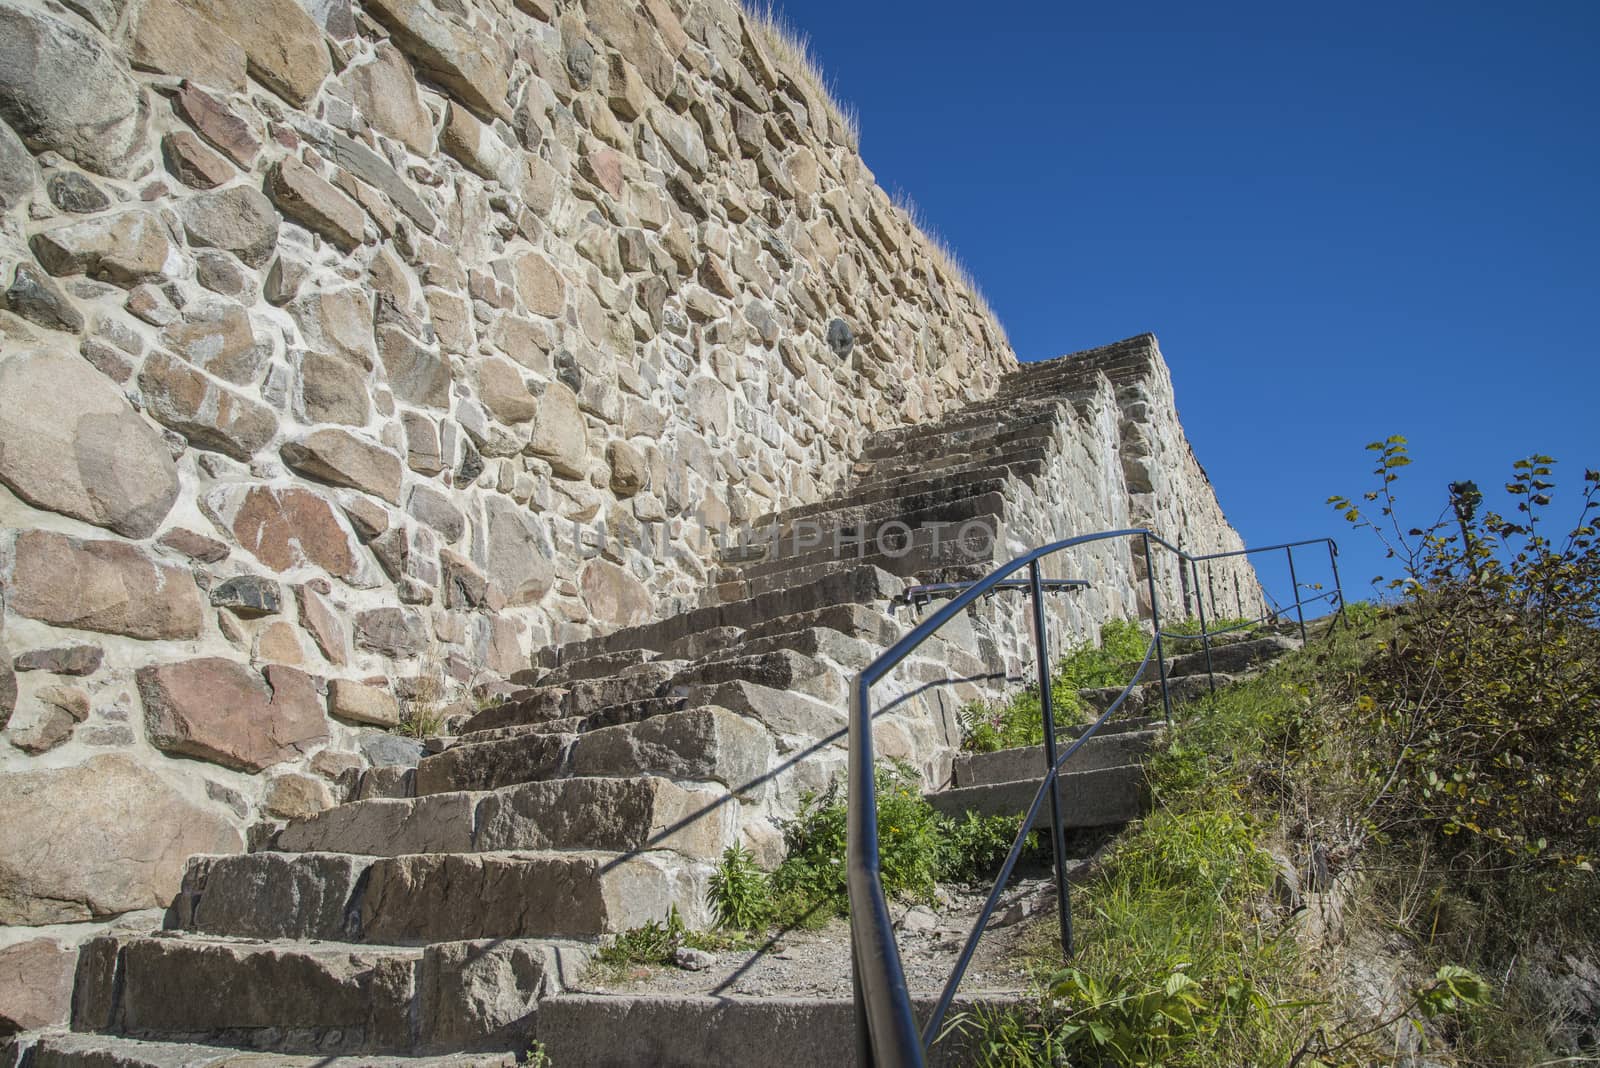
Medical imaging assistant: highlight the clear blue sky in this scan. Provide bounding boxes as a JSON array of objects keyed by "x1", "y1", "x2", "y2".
[{"x1": 784, "y1": 1, "x2": 1598, "y2": 608}]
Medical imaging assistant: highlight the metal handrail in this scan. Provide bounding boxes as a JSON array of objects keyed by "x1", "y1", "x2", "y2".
[{"x1": 848, "y1": 528, "x2": 1343, "y2": 1066}]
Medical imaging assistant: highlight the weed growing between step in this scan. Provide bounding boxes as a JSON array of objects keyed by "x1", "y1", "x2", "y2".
[
  {"x1": 946, "y1": 613, "x2": 1503, "y2": 1066},
  {"x1": 702, "y1": 763, "x2": 1045, "y2": 934},
  {"x1": 957, "y1": 616, "x2": 1247, "y2": 752},
  {"x1": 592, "y1": 907, "x2": 755, "y2": 979}
]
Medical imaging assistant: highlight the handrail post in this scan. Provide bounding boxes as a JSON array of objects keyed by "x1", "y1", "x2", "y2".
[
  {"x1": 1029, "y1": 560, "x2": 1074, "y2": 959},
  {"x1": 1192, "y1": 556, "x2": 1217, "y2": 695},
  {"x1": 1286, "y1": 545, "x2": 1308, "y2": 644},
  {"x1": 1327, "y1": 540, "x2": 1346, "y2": 627},
  {"x1": 1142, "y1": 534, "x2": 1173, "y2": 723}
]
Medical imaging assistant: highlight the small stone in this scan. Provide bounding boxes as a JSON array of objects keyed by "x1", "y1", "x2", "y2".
[
  {"x1": 281, "y1": 428, "x2": 403, "y2": 504},
  {"x1": 2, "y1": 262, "x2": 83, "y2": 333},
  {"x1": 254, "y1": 620, "x2": 304, "y2": 664},
  {"x1": 672, "y1": 946, "x2": 715, "y2": 971},
  {"x1": 407, "y1": 484, "x2": 465, "y2": 542},
  {"x1": 580, "y1": 559, "x2": 652, "y2": 627},
  {"x1": 362, "y1": 731, "x2": 423, "y2": 768},
  {"x1": 13, "y1": 645, "x2": 103, "y2": 676},
  {"x1": 378, "y1": 325, "x2": 452, "y2": 408},
  {"x1": 263, "y1": 772, "x2": 335, "y2": 820},
  {"x1": 30, "y1": 210, "x2": 178, "y2": 286},
  {"x1": 291, "y1": 285, "x2": 375, "y2": 369},
  {"x1": 478, "y1": 355, "x2": 538, "y2": 424},
  {"x1": 194, "y1": 249, "x2": 251, "y2": 299},
  {"x1": 174, "y1": 83, "x2": 261, "y2": 167},
  {"x1": 296, "y1": 584, "x2": 349, "y2": 665},
  {"x1": 347, "y1": 40, "x2": 436, "y2": 155},
  {"x1": 402, "y1": 411, "x2": 443, "y2": 474},
  {"x1": 329, "y1": 678, "x2": 400, "y2": 727},
  {"x1": 297, "y1": 350, "x2": 372, "y2": 426},
  {"x1": 139, "y1": 350, "x2": 279, "y2": 461},
  {"x1": 162, "y1": 130, "x2": 234, "y2": 190},
  {"x1": 160, "y1": 301, "x2": 267, "y2": 385},
  {"x1": 157, "y1": 527, "x2": 231, "y2": 563},
  {"x1": 46, "y1": 171, "x2": 109, "y2": 213},
  {"x1": 608, "y1": 439, "x2": 647, "y2": 497},
  {"x1": 354, "y1": 607, "x2": 429, "y2": 659},
  {"x1": 512, "y1": 250, "x2": 564, "y2": 318},
  {"x1": 181, "y1": 185, "x2": 282, "y2": 268},
  {"x1": 827, "y1": 318, "x2": 854, "y2": 358},
  {"x1": 268, "y1": 156, "x2": 366, "y2": 252},
  {"x1": 204, "y1": 483, "x2": 361, "y2": 581},
  {"x1": 210, "y1": 575, "x2": 283, "y2": 618},
  {"x1": 530, "y1": 381, "x2": 587, "y2": 478}
]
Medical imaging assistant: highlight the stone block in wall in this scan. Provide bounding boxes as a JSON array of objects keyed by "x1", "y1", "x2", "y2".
[
  {"x1": 162, "y1": 130, "x2": 236, "y2": 190},
  {"x1": 0, "y1": 346, "x2": 180, "y2": 539},
  {"x1": 182, "y1": 0, "x2": 332, "y2": 107},
  {"x1": 30, "y1": 210, "x2": 177, "y2": 287},
  {"x1": 0, "y1": 117, "x2": 35, "y2": 211},
  {"x1": 346, "y1": 40, "x2": 437, "y2": 156},
  {"x1": 179, "y1": 185, "x2": 282, "y2": 268},
  {"x1": 0, "y1": 754, "x2": 242, "y2": 924},
  {"x1": 378, "y1": 325, "x2": 452, "y2": 408},
  {"x1": 364, "y1": 0, "x2": 512, "y2": 122},
  {"x1": 529, "y1": 381, "x2": 588, "y2": 478},
  {"x1": 139, "y1": 657, "x2": 329, "y2": 772},
  {"x1": 281, "y1": 428, "x2": 404, "y2": 505},
  {"x1": 268, "y1": 157, "x2": 367, "y2": 252},
  {"x1": 295, "y1": 583, "x2": 349, "y2": 665},
  {"x1": 0, "y1": 2, "x2": 149, "y2": 178},
  {"x1": 201, "y1": 483, "x2": 363, "y2": 583},
  {"x1": 173, "y1": 83, "x2": 262, "y2": 168},
  {"x1": 329, "y1": 678, "x2": 400, "y2": 728},
  {"x1": 354, "y1": 607, "x2": 430, "y2": 659},
  {"x1": 129, "y1": 0, "x2": 248, "y2": 93},
  {"x1": 160, "y1": 301, "x2": 270, "y2": 386},
  {"x1": 478, "y1": 498, "x2": 555, "y2": 607},
  {"x1": 291, "y1": 285, "x2": 376, "y2": 370},
  {"x1": 138, "y1": 350, "x2": 279, "y2": 461},
  {"x1": 296, "y1": 350, "x2": 372, "y2": 426},
  {"x1": 8, "y1": 530, "x2": 202, "y2": 641}
]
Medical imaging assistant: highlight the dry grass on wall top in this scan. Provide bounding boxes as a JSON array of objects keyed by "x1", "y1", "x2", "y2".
[
  {"x1": 742, "y1": 1, "x2": 861, "y2": 147},
  {"x1": 744, "y1": 4, "x2": 1010, "y2": 341}
]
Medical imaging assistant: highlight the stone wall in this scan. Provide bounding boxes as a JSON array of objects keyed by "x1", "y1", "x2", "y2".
[{"x1": 0, "y1": 0, "x2": 1017, "y2": 1020}]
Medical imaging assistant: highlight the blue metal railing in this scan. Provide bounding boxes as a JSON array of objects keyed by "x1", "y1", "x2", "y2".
[{"x1": 848, "y1": 529, "x2": 1342, "y2": 1066}]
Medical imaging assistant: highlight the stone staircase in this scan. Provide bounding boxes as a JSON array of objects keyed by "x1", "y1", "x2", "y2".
[{"x1": 12, "y1": 340, "x2": 1280, "y2": 1067}]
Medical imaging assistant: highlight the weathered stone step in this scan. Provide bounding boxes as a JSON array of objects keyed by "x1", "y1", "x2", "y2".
[
  {"x1": 461, "y1": 660, "x2": 685, "y2": 734},
  {"x1": 1077, "y1": 672, "x2": 1231, "y2": 717},
  {"x1": 926, "y1": 763, "x2": 1147, "y2": 828},
  {"x1": 952, "y1": 728, "x2": 1163, "y2": 788},
  {"x1": 167, "y1": 849, "x2": 710, "y2": 943},
  {"x1": 738, "y1": 463, "x2": 1031, "y2": 537},
  {"x1": 724, "y1": 492, "x2": 1007, "y2": 581},
  {"x1": 415, "y1": 707, "x2": 774, "y2": 797},
  {"x1": 17, "y1": 1032, "x2": 521, "y2": 1067},
  {"x1": 530, "y1": 647, "x2": 659, "y2": 687},
  {"x1": 707, "y1": 538, "x2": 989, "y2": 606},
  {"x1": 851, "y1": 431, "x2": 1054, "y2": 486},
  {"x1": 69, "y1": 933, "x2": 589, "y2": 1056},
  {"x1": 538, "y1": 566, "x2": 905, "y2": 665},
  {"x1": 536, "y1": 992, "x2": 1010, "y2": 1067},
  {"x1": 1164, "y1": 633, "x2": 1298, "y2": 677},
  {"x1": 856, "y1": 407, "x2": 1058, "y2": 461},
  {"x1": 271, "y1": 775, "x2": 734, "y2": 861}
]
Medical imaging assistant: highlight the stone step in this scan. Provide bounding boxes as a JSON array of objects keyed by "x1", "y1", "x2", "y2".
[
  {"x1": 269, "y1": 775, "x2": 734, "y2": 861},
  {"x1": 461, "y1": 660, "x2": 685, "y2": 734},
  {"x1": 737, "y1": 464, "x2": 1032, "y2": 538},
  {"x1": 536, "y1": 992, "x2": 1011, "y2": 1068},
  {"x1": 1077, "y1": 672, "x2": 1232, "y2": 717},
  {"x1": 706, "y1": 542, "x2": 986, "y2": 606},
  {"x1": 952, "y1": 728, "x2": 1163, "y2": 788},
  {"x1": 856, "y1": 409, "x2": 1058, "y2": 463},
  {"x1": 16, "y1": 1032, "x2": 522, "y2": 1067},
  {"x1": 926, "y1": 763, "x2": 1147, "y2": 828},
  {"x1": 68, "y1": 932, "x2": 590, "y2": 1057},
  {"x1": 723, "y1": 491, "x2": 1007, "y2": 581},
  {"x1": 165, "y1": 849, "x2": 710, "y2": 944},
  {"x1": 530, "y1": 647, "x2": 659, "y2": 687},
  {"x1": 414, "y1": 707, "x2": 774, "y2": 798},
  {"x1": 1164, "y1": 633, "x2": 1299, "y2": 677},
  {"x1": 850, "y1": 434, "x2": 1054, "y2": 490},
  {"x1": 537, "y1": 566, "x2": 905, "y2": 665}
]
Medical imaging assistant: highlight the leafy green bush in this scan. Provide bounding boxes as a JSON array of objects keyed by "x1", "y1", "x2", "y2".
[
  {"x1": 707, "y1": 843, "x2": 770, "y2": 930},
  {"x1": 1329, "y1": 441, "x2": 1600, "y2": 872}
]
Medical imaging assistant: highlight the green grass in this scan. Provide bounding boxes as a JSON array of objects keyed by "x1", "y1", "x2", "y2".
[{"x1": 946, "y1": 607, "x2": 1509, "y2": 1066}]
